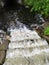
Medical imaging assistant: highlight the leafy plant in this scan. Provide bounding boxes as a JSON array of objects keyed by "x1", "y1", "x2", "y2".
[
  {"x1": 44, "y1": 26, "x2": 49, "y2": 35},
  {"x1": 24, "y1": 0, "x2": 49, "y2": 16}
]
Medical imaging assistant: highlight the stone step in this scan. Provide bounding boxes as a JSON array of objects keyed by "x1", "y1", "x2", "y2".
[
  {"x1": 5, "y1": 48, "x2": 49, "y2": 58},
  {"x1": 9, "y1": 39, "x2": 48, "y2": 49},
  {"x1": 10, "y1": 30, "x2": 40, "y2": 42},
  {"x1": 3, "y1": 30, "x2": 49, "y2": 65},
  {"x1": 9, "y1": 45, "x2": 49, "y2": 49},
  {"x1": 3, "y1": 52, "x2": 49, "y2": 65}
]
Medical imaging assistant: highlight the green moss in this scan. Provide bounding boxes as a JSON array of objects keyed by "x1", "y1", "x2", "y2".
[{"x1": 44, "y1": 26, "x2": 49, "y2": 35}]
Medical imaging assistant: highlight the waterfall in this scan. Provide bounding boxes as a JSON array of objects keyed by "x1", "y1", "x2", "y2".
[{"x1": 3, "y1": 19, "x2": 49, "y2": 65}]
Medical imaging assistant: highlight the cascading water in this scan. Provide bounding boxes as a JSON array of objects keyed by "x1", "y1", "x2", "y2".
[{"x1": 3, "y1": 18, "x2": 49, "y2": 65}]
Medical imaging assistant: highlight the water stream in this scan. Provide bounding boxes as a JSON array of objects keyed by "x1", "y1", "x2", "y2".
[
  {"x1": 3, "y1": 20, "x2": 49, "y2": 65},
  {"x1": 0, "y1": 0, "x2": 49, "y2": 65}
]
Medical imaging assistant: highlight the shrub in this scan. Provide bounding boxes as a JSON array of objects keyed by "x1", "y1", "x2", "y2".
[{"x1": 24, "y1": 0, "x2": 49, "y2": 16}]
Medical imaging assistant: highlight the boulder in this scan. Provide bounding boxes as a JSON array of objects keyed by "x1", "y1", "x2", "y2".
[{"x1": 0, "y1": 0, "x2": 5, "y2": 8}]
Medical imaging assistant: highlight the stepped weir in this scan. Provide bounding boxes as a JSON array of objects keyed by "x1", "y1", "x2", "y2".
[{"x1": 3, "y1": 22, "x2": 49, "y2": 65}]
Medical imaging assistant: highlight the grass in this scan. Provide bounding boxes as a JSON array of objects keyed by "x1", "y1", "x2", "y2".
[{"x1": 44, "y1": 26, "x2": 49, "y2": 36}]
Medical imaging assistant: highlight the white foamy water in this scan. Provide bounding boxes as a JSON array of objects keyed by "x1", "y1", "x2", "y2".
[{"x1": 3, "y1": 21, "x2": 49, "y2": 65}]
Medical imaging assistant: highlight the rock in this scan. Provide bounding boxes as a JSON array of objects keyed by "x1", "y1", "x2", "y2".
[
  {"x1": 0, "y1": 0, "x2": 5, "y2": 8},
  {"x1": 0, "y1": 51, "x2": 6, "y2": 64},
  {"x1": 0, "y1": 30, "x2": 10, "y2": 65},
  {"x1": 36, "y1": 26, "x2": 43, "y2": 35},
  {"x1": 0, "y1": 40, "x2": 10, "y2": 51},
  {"x1": 36, "y1": 22, "x2": 49, "y2": 43},
  {"x1": 42, "y1": 35, "x2": 49, "y2": 43},
  {"x1": 31, "y1": 24, "x2": 38, "y2": 28},
  {"x1": 35, "y1": 14, "x2": 45, "y2": 24},
  {"x1": 0, "y1": 30, "x2": 10, "y2": 50},
  {"x1": 0, "y1": 30, "x2": 6, "y2": 43},
  {"x1": 3, "y1": 0, "x2": 23, "y2": 8},
  {"x1": 0, "y1": 0, "x2": 23, "y2": 11},
  {"x1": 16, "y1": 0, "x2": 23, "y2": 5},
  {"x1": 41, "y1": 22, "x2": 49, "y2": 28},
  {"x1": 0, "y1": 39, "x2": 10, "y2": 65}
]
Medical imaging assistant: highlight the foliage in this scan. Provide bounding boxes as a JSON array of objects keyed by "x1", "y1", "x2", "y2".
[
  {"x1": 44, "y1": 26, "x2": 49, "y2": 35},
  {"x1": 24, "y1": 0, "x2": 49, "y2": 16}
]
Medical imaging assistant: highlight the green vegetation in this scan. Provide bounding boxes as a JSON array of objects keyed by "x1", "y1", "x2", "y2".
[
  {"x1": 24, "y1": 0, "x2": 49, "y2": 16},
  {"x1": 44, "y1": 26, "x2": 49, "y2": 35}
]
